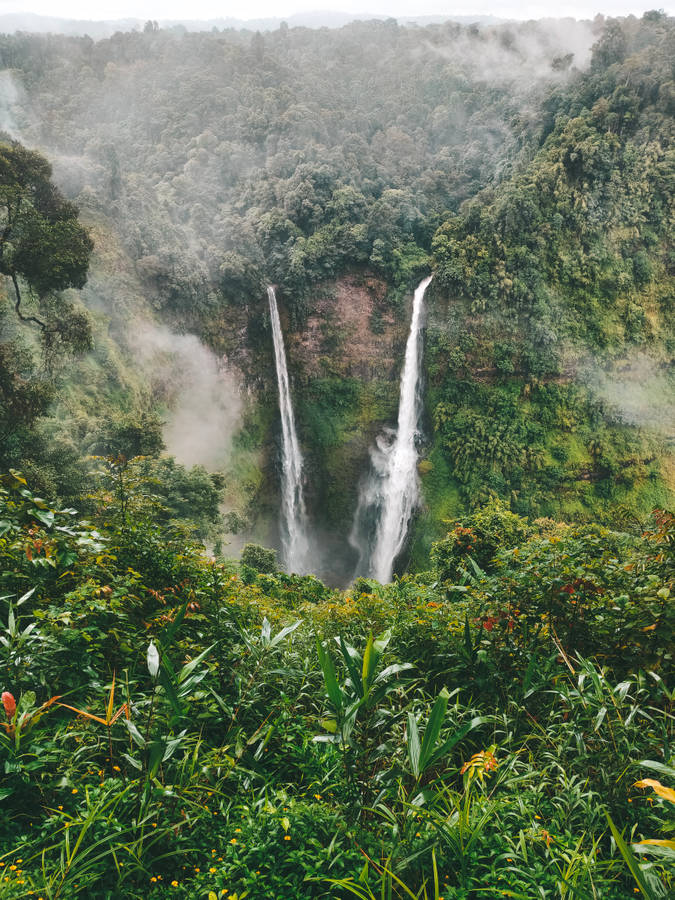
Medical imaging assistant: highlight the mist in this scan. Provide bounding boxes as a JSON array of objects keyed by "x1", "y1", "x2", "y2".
[
  {"x1": 587, "y1": 354, "x2": 675, "y2": 436},
  {"x1": 423, "y1": 17, "x2": 596, "y2": 84},
  {"x1": 0, "y1": 70, "x2": 21, "y2": 140},
  {"x1": 129, "y1": 323, "x2": 244, "y2": 470}
]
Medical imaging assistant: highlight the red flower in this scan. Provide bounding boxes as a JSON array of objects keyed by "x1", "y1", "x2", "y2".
[{"x1": 2, "y1": 691, "x2": 16, "y2": 719}]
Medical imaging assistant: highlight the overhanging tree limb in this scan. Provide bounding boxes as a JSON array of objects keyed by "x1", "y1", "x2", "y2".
[{"x1": 10, "y1": 272, "x2": 47, "y2": 331}]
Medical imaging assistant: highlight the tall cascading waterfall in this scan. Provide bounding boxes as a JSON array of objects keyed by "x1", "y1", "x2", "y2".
[
  {"x1": 267, "y1": 285, "x2": 311, "y2": 573},
  {"x1": 350, "y1": 275, "x2": 433, "y2": 583}
]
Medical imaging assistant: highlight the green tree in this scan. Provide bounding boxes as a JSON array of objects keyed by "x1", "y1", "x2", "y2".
[{"x1": 0, "y1": 140, "x2": 93, "y2": 349}]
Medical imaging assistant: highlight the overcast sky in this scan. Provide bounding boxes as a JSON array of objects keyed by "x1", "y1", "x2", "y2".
[{"x1": 0, "y1": 2, "x2": 672, "y2": 21}]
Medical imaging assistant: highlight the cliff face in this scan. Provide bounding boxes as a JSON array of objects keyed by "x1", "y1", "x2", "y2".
[{"x1": 291, "y1": 273, "x2": 406, "y2": 381}]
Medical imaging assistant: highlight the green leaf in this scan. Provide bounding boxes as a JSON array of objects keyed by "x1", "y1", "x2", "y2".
[
  {"x1": 361, "y1": 633, "x2": 376, "y2": 695},
  {"x1": 16, "y1": 587, "x2": 36, "y2": 606},
  {"x1": 148, "y1": 740, "x2": 166, "y2": 778},
  {"x1": 177, "y1": 644, "x2": 214, "y2": 684},
  {"x1": 338, "y1": 636, "x2": 363, "y2": 696},
  {"x1": 121, "y1": 753, "x2": 142, "y2": 771},
  {"x1": 158, "y1": 660, "x2": 183, "y2": 717},
  {"x1": 269, "y1": 619, "x2": 302, "y2": 649},
  {"x1": 638, "y1": 760, "x2": 675, "y2": 779},
  {"x1": 431, "y1": 715, "x2": 487, "y2": 767},
  {"x1": 33, "y1": 509, "x2": 55, "y2": 528},
  {"x1": 317, "y1": 638, "x2": 342, "y2": 711},
  {"x1": 124, "y1": 720, "x2": 146, "y2": 748},
  {"x1": 159, "y1": 599, "x2": 189, "y2": 650},
  {"x1": 373, "y1": 662, "x2": 413, "y2": 685},
  {"x1": 606, "y1": 812, "x2": 656, "y2": 899},
  {"x1": 407, "y1": 712, "x2": 421, "y2": 777},
  {"x1": 419, "y1": 687, "x2": 450, "y2": 772}
]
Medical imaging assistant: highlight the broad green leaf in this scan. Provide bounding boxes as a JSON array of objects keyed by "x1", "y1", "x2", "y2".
[
  {"x1": 16, "y1": 587, "x2": 36, "y2": 606},
  {"x1": 33, "y1": 509, "x2": 54, "y2": 527},
  {"x1": 373, "y1": 662, "x2": 413, "y2": 684},
  {"x1": 362, "y1": 633, "x2": 376, "y2": 694},
  {"x1": 269, "y1": 619, "x2": 302, "y2": 649},
  {"x1": 419, "y1": 687, "x2": 450, "y2": 772},
  {"x1": 338, "y1": 637, "x2": 363, "y2": 696},
  {"x1": 124, "y1": 720, "x2": 146, "y2": 748},
  {"x1": 178, "y1": 644, "x2": 215, "y2": 683},
  {"x1": 317, "y1": 638, "x2": 342, "y2": 711},
  {"x1": 158, "y1": 662, "x2": 183, "y2": 717},
  {"x1": 162, "y1": 732, "x2": 186, "y2": 762},
  {"x1": 148, "y1": 740, "x2": 166, "y2": 778},
  {"x1": 638, "y1": 760, "x2": 675, "y2": 779},
  {"x1": 431, "y1": 715, "x2": 487, "y2": 767},
  {"x1": 121, "y1": 753, "x2": 142, "y2": 771},
  {"x1": 407, "y1": 712, "x2": 421, "y2": 777}
]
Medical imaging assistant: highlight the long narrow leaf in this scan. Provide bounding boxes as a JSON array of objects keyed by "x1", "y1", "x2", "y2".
[
  {"x1": 362, "y1": 633, "x2": 376, "y2": 695},
  {"x1": 317, "y1": 639, "x2": 342, "y2": 711},
  {"x1": 269, "y1": 619, "x2": 302, "y2": 649},
  {"x1": 178, "y1": 644, "x2": 215, "y2": 683},
  {"x1": 338, "y1": 637, "x2": 363, "y2": 696},
  {"x1": 606, "y1": 812, "x2": 656, "y2": 899},
  {"x1": 407, "y1": 713, "x2": 421, "y2": 777},
  {"x1": 105, "y1": 673, "x2": 116, "y2": 725},
  {"x1": 419, "y1": 688, "x2": 450, "y2": 772},
  {"x1": 429, "y1": 715, "x2": 487, "y2": 768}
]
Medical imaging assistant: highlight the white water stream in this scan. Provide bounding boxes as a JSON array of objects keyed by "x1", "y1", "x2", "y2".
[
  {"x1": 351, "y1": 275, "x2": 432, "y2": 583},
  {"x1": 267, "y1": 285, "x2": 311, "y2": 573}
]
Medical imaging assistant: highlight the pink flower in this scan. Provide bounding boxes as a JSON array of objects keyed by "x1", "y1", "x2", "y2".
[{"x1": 2, "y1": 692, "x2": 16, "y2": 719}]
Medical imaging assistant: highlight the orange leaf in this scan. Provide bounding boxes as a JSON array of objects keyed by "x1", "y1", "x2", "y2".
[
  {"x1": 106, "y1": 673, "x2": 116, "y2": 725},
  {"x1": 634, "y1": 778, "x2": 675, "y2": 804},
  {"x1": 58, "y1": 702, "x2": 109, "y2": 726}
]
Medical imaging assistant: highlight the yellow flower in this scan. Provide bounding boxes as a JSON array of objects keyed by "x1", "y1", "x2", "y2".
[
  {"x1": 210, "y1": 867, "x2": 217, "y2": 873},
  {"x1": 229, "y1": 838, "x2": 237, "y2": 845},
  {"x1": 284, "y1": 835, "x2": 291, "y2": 841},
  {"x1": 71, "y1": 788, "x2": 78, "y2": 794},
  {"x1": 171, "y1": 880, "x2": 179, "y2": 887}
]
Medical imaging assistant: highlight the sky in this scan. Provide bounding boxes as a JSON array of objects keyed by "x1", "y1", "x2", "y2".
[{"x1": 0, "y1": 1, "x2": 671, "y2": 22}]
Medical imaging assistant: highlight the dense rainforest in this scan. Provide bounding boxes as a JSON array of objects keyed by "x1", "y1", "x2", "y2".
[{"x1": 0, "y1": 9, "x2": 674, "y2": 899}]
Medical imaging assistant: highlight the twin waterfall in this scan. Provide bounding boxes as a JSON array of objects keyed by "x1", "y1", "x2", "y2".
[
  {"x1": 267, "y1": 286, "x2": 311, "y2": 574},
  {"x1": 351, "y1": 276, "x2": 432, "y2": 583},
  {"x1": 268, "y1": 276, "x2": 432, "y2": 582}
]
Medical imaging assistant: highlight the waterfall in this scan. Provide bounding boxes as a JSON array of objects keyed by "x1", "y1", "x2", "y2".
[
  {"x1": 267, "y1": 285, "x2": 311, "y2": 573},
  {"x1": 350, "y1": 275, "x2": 432, "y2": 583}
]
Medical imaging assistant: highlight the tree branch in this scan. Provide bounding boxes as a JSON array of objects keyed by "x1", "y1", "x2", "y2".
[{"x1": 11, "y1": 273, "x2": 47, "y2": 331}]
